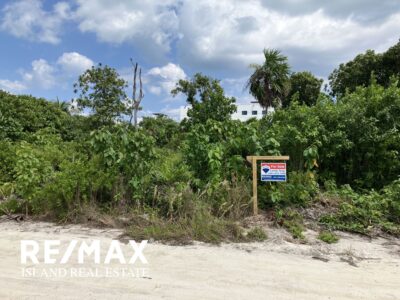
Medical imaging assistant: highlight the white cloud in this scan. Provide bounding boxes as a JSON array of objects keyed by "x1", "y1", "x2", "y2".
[
  {"x1": 176, "y1": 0, "x2": 400, "y2": 74},
  {"x1": 0, "y1": 52, "x2": 94, "y2": 93},
  {"x1": 0, "y1": 58, "x2": 56, "y2": 93},
  {"x1": 1, "y1": 0, "x2": 400, "y2": 100},
  {"x1": 22, "y1": 59, "x2": 56, "y2": 89},
  {"x1": 57, "y1": 52, "x2": 94, "y2": 76},
  {"x1": 148, "y1": 63, "x2": 186, "y2": 80},
  {"x1": 1, "y1": 0, "x2": 71, "y2": 44},
  {"x1": 74, "y1": 0, "x2": 180, "y2": 54},
  {"x1": 0, "y1": 79, "x2": 26, "y2": 93},
  {"x1": 53, "y1": 2, "x2": 72, "y2": 20},
  {"x1": 3, "y1": 0, "x2": 397, "y2": 79},
  {"x1": 147, "y1": 63, "x2": 186, "y2": 95},
  {"x1": 65, "y1": 0, "x2": 400, "y2": 77},
  {"x1": 258, "y1": 0, "x2": 400, "y2": 24},
  {"x1": 148, "y1": 86, "x2": 162, "y2": 95}
]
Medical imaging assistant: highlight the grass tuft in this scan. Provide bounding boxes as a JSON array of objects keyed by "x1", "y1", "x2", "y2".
[
  {"x1": 318, "y1": 231, "x2": 339, "y2": 244},
  {"x1": 246, "y1": 227, "x2": 267, "y2": 241}
]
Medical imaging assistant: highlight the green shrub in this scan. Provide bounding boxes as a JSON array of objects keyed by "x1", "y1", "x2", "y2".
[
  {"x1": 383, "y1": 179, "x2": 400, "y2": 224},
  {"x1": 320, "y1": 182, "x2": 400, "y2": 235},
  {"x1": 139, "y1": 115, "x2": 180, "y2": 148},
  {"x1": 318, "y1": 231, "x2": 339, "y2": 243},
  {"x1": 277, "y1": 209, "x2": 306, "y2": 240},
  {"x1": 149, "y1": 149, "x2": 195, "y2": 218},
  {"x1": 0, "y1": 141, "x2": 15, "y2": 184},
  {"x1": 267, "y1": 171, "x2": 318, "y2": 207},
  {"x1": 0, "y1": 197, "x2": 22, "y2": 215},
  {"x1": 0, "y1": 91, "x2": 73, "y2": 141},
  {"x1": 90, "y1": 125, "x2": 156, "y2": 208},
  {"x1": 183, "y1": 119, "x2": 266, "y2": 184}
]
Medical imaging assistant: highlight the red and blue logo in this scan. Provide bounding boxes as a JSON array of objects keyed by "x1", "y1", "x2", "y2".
[{"x1": 261, "y1": 163, "x2": 286, "y2": 182}]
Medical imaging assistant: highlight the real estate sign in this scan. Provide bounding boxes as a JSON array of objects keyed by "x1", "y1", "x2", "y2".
[{"x1": 260, "y1": 162, "x2": 286, "y2": 182}]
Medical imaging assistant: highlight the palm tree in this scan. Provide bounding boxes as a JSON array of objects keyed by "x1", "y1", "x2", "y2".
[
  {"x1": 246, "y1": 49, "x2": 290, "y2": 109},
  {"x1": 56, "y1": 97, "x2": 70, "y2": 112}
]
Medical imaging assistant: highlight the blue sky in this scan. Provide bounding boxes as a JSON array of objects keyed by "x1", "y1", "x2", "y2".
[{"x1": 1, "y1": 0, "x2": 399, "y2": 120}]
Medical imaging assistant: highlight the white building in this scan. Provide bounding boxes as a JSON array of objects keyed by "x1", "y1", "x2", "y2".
[{"x1": 179, "y1": 102, "x2": 274, "y2": 122}]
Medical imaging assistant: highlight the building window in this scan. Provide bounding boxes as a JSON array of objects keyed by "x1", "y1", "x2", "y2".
[
  {"x1": 262, "y1": 110, "x2": 267, "y2": 115},
  {"x1": 252, "y1": 110, "x2": 257, "y2": 115},
  {"x1": 241, "y1": 111, "x2": 248, "y2": 115}
]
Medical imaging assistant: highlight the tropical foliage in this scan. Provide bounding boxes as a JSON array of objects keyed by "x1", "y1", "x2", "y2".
[
  {"x1": 247, "y1": 49, "x2": 291, "y2": 108},
  {"x1": 285, "y1": 71, "x2": 323, "y2": 107},
  {"x1": 172, "y1": 73, "x2": 237, "y2": 125},
  {"x1": 329, "y1": 40, "x2": 400, "y2": 97},
  {"x1": 74, "y1": 64, "x2": 127, "y2": 127},
  {"x1": 1, "y1": 42, "x2": 400, "y2": 241}
]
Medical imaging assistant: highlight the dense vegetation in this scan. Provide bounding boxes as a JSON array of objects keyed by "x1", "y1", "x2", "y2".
[
  {"x1": 329, "y1": 41, "x2": 400, "y2": 97},
  {"x1": 1, "y1": 42, "x2": 399, "y2": 243}
]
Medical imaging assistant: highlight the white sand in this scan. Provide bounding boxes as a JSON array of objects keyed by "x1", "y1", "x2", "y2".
[{"x1": 0, "y1": 220, "x2": 399, "y2": 300}]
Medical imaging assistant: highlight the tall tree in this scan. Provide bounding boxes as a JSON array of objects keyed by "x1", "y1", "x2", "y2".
[
  {"x1": 74, "y1": 64, "x2": 127, "y2": 127},
  {"x1": 247, "y1": 49, "x2": 290, "y2": 109},
  {"x1": 328, "y1": 50, "x2": 379, "y2": 97},
  {"x1": 172, "y1": 73, "x2": 236, "y2": 124},
  {"x1": 328, "y1": 40, "x2": 400, "y2": 97},
  {"x1": 284, "y1": 71, "x2": 323, "y2": 107},
  {"x1": 380, "y1": 41, "x2": 400, "y2": 82}
]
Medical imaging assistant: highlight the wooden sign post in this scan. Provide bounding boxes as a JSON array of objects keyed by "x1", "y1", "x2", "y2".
[{"x1": 246, "y1": 155, "x2": 290, "y2": 215}]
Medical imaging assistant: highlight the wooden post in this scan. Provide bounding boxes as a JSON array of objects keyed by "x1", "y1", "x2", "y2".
[
  {"x1": 247, "y1": 155, "x2": 290, "y2": 216},
  {"x1": 252, "y1": 157, "x2": 258, "y2": 215}
]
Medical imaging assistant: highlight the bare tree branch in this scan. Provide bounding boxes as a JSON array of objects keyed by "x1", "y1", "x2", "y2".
[{"x1": 128, "y1": 59, "x2": 144, "y2": 127}]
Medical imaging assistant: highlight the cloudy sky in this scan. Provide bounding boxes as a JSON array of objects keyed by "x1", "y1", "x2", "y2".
[{"x1": 0, "y1": 0, "x2": 399, "y2": 119}]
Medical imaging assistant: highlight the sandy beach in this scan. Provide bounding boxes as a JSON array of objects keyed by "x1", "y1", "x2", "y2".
[{"x1": 0, "y1": 219, "x2": 399, "y2": 300}]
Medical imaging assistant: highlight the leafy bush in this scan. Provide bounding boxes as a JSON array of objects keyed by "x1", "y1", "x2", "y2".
[
  {"x1": 316, "y1": 81, "x2": 400, "y2": 188},
  {"x1": 383, "y1": 179, "x2": 400, "y2": 224},
  {"x1": 0, "y1": 91, "x2": 73, "y2": 141},
  {"x1": 263, "y1": 81, "x2": 400, "y2": 190},
  {"x1": 7, "y1": 133, "x2": 88, "y2": 217},
  {"x1": 276, "y1": 209, "x2": 306, "y2": 240},
  {"x1": 90, "y1": 125, "x2": 156, "y2": 208},
  {"x1": 183, "y1": 118, "x2": 279, "y2": 185},
  {"x1": 0, "y1": 141, "x2": 15, "y2": 184},
  {"x1": 266, "y1": 101, "x2": 323, "y2": 172},
  {"x1": 139, "y1": 115, "x2": 180, "y2": 148},
  {"x1": 266, "y1": 171, "x2": 318, "y2": 207},
  {"x1": 320, "y1": 181, "x2": 400, "y2": 235}
]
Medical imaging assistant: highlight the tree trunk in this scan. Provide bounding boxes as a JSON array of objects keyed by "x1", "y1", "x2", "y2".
[
  {"x1": 264, "y1": 77, "x2": 272, "y2": 108},
  {"x1": 133, "y1": 107, "x2": 138, "y2": 127}
]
